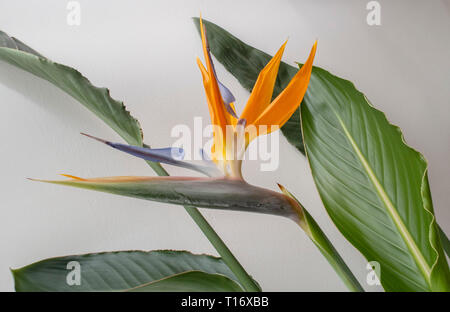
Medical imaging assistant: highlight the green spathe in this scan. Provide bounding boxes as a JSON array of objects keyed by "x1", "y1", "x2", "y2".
[{"x1": 34, "y1": 176, "x2": 301, "y2": 220}]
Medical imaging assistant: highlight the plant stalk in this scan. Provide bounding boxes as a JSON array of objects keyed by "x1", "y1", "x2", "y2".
[
  {"x1": 301, "y1": 209, "x2": 364, "y2": 292},
  {"x1": 279, "y1": 184, "x2": 364, "y2": 292},
  {"x1": 145, "y1": 160, "x2": 260, "y2": 292}
]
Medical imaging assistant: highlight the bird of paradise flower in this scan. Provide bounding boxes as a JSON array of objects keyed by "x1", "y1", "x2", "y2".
[{"x1": 33, "y1": 17, "x2": 317, "y2": 223}]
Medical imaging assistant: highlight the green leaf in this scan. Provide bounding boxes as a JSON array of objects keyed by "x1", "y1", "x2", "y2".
[
  {"x1": 34, "y1": 176, "x2": 298, "y2": 220},
  {"x1": 278, "y1": 184, "x2": 364, "y2": 292},
  {"x1": 193, "y1": 18, "x2": 303, "y2": 154},
  {"x1": 438, "y1": 225, "x2": 450, "y2": 258},
  {"x1": 0, "y1": 30, "x2": 143, "y2": 146},
  {"x1": 128, "y1": 271, "x2": 243, "y2": 292},
  {"x1": 0, "y1": 31, "x2": 43, "y2": 57},
  {"x1": 300, "y1": 66, "x2": 450, "y2": 291},
  {"x1": 195, "y1": 19, "x2": 450, "y2": 291},
  {"x1": 12, "y1": 250, "x2": 240, "y2": 292}
]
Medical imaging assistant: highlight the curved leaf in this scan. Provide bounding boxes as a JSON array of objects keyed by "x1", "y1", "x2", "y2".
[
  {"x1": 128, "y1": 271, "x2": 243, "y2": 292},
  {"x1": 0, "y1": 30, "x2": 143, "y2": 146},
  {"x1": 33, "y1": 176, "x2": 298, "y2": 220},
  {"x1": 438, "y1": 225, "x2": 450, "y2": 258},
  {"x1": 300, "y1": 66, "x2": 450, "y2": 291},
  {"x1": 12, "y1": 250, "x2": 239, "y2": 292},
  {"x1": 0, "y1": 31, "x2": 43, "y2": 57}
]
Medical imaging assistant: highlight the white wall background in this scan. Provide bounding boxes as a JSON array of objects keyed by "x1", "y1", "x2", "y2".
[{"x1": 0, "y1": 0, "x2": 449, "y2": 291}]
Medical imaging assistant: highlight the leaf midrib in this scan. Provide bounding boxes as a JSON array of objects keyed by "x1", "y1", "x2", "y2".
[{"x1": 334, "y1": 113, "x2": 432, "y2": 287}]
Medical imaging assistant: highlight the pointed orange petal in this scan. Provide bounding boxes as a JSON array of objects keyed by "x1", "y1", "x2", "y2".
[
  {"x1": 60, "y1": 174, "x2": 86, "y2": 181},
  {"x1": 197, "y1": 57, "x2": 219, "y2": 126},
  {"x1": 198, "y1": 17, "x2": 233, "y2": 160},
  {"x1": 228, "y1": 102, "x2": 238, "y2": 127},
  {"x1": 197, "y1": 58, "x2": 225, "y2": 163},
  {"x1": 240, "y1": 41, "x2": 287, "y2": 125},
  {"x1": 252, "y1": 41, "x2": 317, "y2": 133},
  {"x1": 199, "y1": 17, "x2": 228, "y2": 128}
]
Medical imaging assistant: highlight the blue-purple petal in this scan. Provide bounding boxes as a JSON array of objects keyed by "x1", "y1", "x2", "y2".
[
  {"x1": 81, "y1": 133, "x2": 221, "y2": 177},
  {"x1": 199, "y1": 148, "x2": 211, "y2": 161},
  {"x1": 218, "y1": 80, "x2": 236, "y2": 105},
  {"x1": 107, "y1": 143, "x2": 185, "y2": 165}
]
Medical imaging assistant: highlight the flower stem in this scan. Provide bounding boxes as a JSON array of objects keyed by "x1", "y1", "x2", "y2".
[
  {"x1": 146, "y1": 160, "x2": 260, "y2": 292},
  {"x1": 279, "y1": 184, "x2": 364, "y2": 292},
  {"x1": 184, "y1": 205, "x2": 260, "y2": 292},
  {"x1": 301, "y1": 209, "x2": 364, "y2": 292}
]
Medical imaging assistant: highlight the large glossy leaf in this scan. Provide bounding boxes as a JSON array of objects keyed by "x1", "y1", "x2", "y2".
[
  {"x1": 196, "y1": 19, "x2": 450, "y2": 291},
  {"x1": 128, "y1": 271, "x2": 243, "y2": 292},
  {"x1": 300, "y1": 66, "x2": 450, "y2": 291},
  {"x1": 12, "y1": 250, "x2": 240, "y2": 292},
  {"x1": 33, "y1": 176, "x2": 297, "y2": 220},
  {"x1": 438, "y1": 225, "x2": 450, "y2": 258},
  {"x1": 0, "y1": 30, "x2": 143, "y2": 146}
]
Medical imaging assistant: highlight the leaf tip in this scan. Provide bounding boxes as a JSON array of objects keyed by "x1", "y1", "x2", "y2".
[
  {"x1": 80, "y1": 132, "x2": 108, "y2": 144},
  {"x1": 26, "y1": 177, "x2": 41, "y2": 182},
  {"x1": 276, "y1": 183, "x2": 288, "y2": 194}
]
